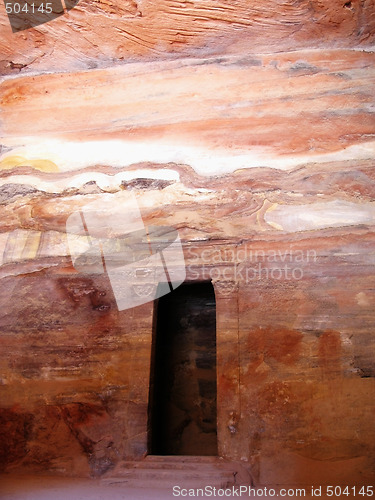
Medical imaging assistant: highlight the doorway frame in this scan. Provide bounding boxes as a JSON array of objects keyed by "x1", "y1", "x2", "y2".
[
  {"x1": 145, "y1": 275, "x2": 242, "y2": 460},
  {"x1": 147, "y1": 280, "x2": 218, "y2": 456}
]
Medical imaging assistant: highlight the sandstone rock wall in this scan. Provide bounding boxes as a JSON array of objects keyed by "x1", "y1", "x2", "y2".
[
  {"x1": 0, "y1": 0, "x2": 374, "y2": 487},
  {"x1": 0, "y1": 163, "x2": 373, "y2": 483},
  {"x1": 1, "y1": 0, "x2": 375, "y2": 75}
]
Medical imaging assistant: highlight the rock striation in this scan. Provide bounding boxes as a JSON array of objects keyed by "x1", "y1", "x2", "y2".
[
  {"x1": 0, "y1": 0, "x2": 374, "y2": 488},
  {"x1": 0, "y1": 0, "x2": 374, "y2": 75}
]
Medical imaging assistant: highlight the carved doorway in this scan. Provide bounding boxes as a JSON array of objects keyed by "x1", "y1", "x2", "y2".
[{"x1": 148, "y1": 282, "x2": 217, "y2": 455}]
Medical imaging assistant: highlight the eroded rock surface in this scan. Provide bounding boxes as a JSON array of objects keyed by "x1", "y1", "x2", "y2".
[
  {"x1": 1, "y1": 0, "x2": 375, "y2": 75},
  {"x1": 0, "y1": 0, "x2": 374, "y2": 486}
]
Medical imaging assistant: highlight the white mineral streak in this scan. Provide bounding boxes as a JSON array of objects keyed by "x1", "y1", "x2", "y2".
[
  {"x1": 265, "y1": 200, "x2": 375, "y2": 232},
  {"x1": 0, "y1": 169, "x2": 180, "y2": 193},
  {"x1": 1, "y1": 139, "x2": 374, "y2": 178}
]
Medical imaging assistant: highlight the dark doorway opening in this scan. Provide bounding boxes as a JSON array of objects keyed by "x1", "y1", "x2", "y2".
[{"x1": 148, "y1": 282, "x2": 217, "y2": 456}]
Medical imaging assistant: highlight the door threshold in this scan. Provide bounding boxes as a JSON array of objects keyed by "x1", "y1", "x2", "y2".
[{"x1": 145, "y1": 455, "x2": 222, "y2": 462}]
